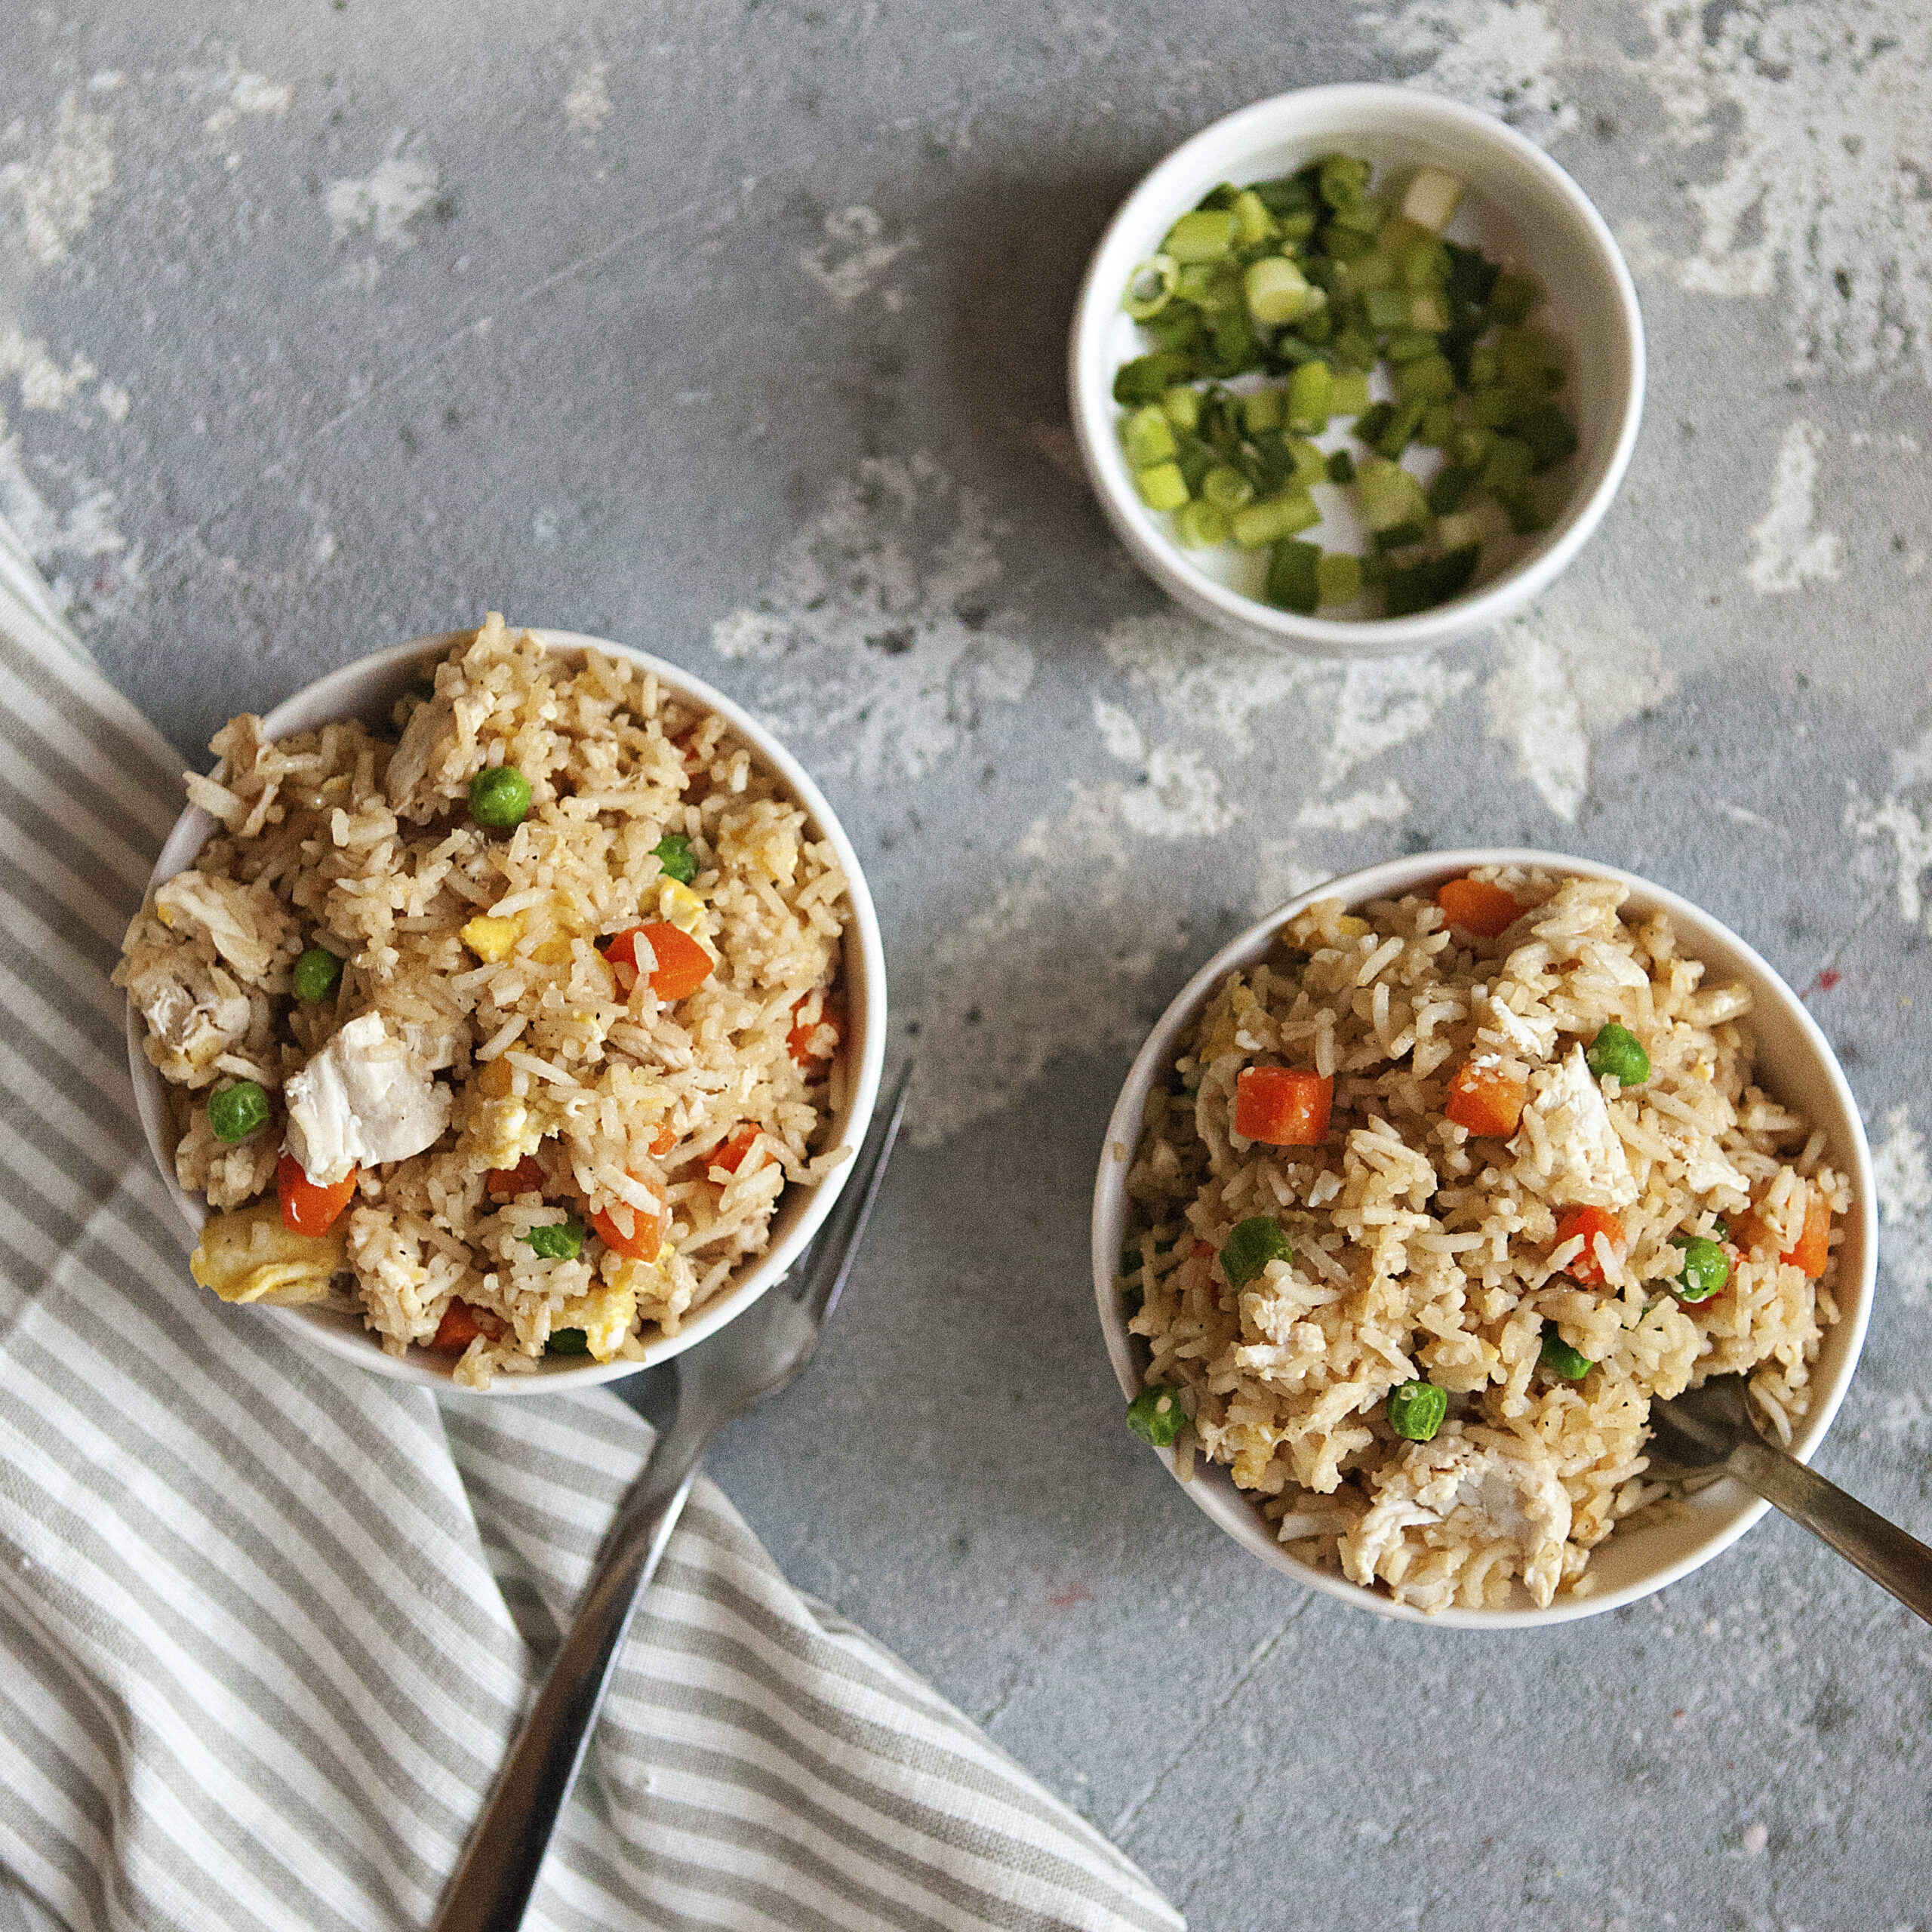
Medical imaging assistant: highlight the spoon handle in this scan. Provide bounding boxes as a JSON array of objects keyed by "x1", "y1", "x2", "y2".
[{"x1": 1727, "y1": 1438, "x2": 1932, "y2": 1626}]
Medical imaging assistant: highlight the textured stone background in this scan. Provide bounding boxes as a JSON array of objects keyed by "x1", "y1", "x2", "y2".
[{"x1": 6, "y1": 4, "x2": 1931, "y2": 1927}]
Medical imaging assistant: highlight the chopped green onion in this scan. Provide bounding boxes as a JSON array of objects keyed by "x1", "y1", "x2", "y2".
[
  {"x1": 1401, "y1": 167, "x2": 1463, "y2": 232},
  {"x1": 1325, "y1": 448, "x2": 1357, "y2": 485},
  {"x1": 1164, "y1": 209, "x2": 1237, "y2": 263},
  {"x1": 1354, "y1": 457, "x2": 1429, "y2": 532},
  {"x1": 1327, "y1": 370, "x2": 1372, "y2": 416},
  {"x1": 208, "y1": 1080, "x2": 271, "y2": 1145},
  {"x1": 293, "y1": 946, "x2": 344, "y2": 1004},
  {"x1": 547, "y1": 1327, "x2": 591, "y2": 1355},
  {"x1": 1230, "y1": 491, "x2": 1318, "y2": 548},
  {"x1": 1124, "y1": 255, "x2": 1179, "y2": 320},
  {"x1": 1122, "y1": 406, "x2": 1179, "y2": 469},
  {"x1": 1134, "y1": 462, "x2": 1190, "y2": 512},
  {"x1": 1232, "y1": 188, "x2": 1277, "y2": 246},
  {"x1": 1126, "y1": 1383, "x2": 1189, "y2": 1447},
  {"x1": 653, "y1": 833, "x2": 698, "y2": 885},
  {"x1": 1489, "y1": 272, "x2": 1539, "y2": 325},
  {"x1": 1162, "y1": 385, "x2": 1202, "y2": 431},
  {"x1": 1383, "y1": 544, "x2": 1480, "y2": 617},
  {"x1": 1174, "y1": 499, "x2": 1231, "y2": 548},
  {"x1": 1316, "y1": 551, "x2": 1361, "y2": 605},
  {"x1": 1220, "y1": 1215, "x2": 1294, "y2": 1290},
  {"x1": 1242, "y1": 387, "x2": 1284, "y2": 435},
  {"x1": 1540, "y1": 1324, "x2": 1594, "y2": 1380},
  {"x1": 1386, "y1": 1380, "x2": 1447, "y2": 1441},
  {"x1": 1201, "y1": 465, "x2": 1255, "y2": 511},
  {"x1": 519, "y1": 1217, "x2": 586, "y2": 1260},
  {"x1": 1287, "y1": 360, "x2": 1331, "y2": 432},
  {"x1": 1433, "y1": 506, "x2": 1490, "y2": 555},
  {"x1": 1265, "y1": 538, "x2": 1321, "y2": 614}
]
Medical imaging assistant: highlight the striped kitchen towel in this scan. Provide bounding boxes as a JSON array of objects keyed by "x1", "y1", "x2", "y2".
[{"x1": 0, "y1": 534, "x2": 1183, "y2": 1932}]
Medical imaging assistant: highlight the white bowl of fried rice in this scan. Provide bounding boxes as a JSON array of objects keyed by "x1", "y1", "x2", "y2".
[
  {"x1": 1094, "y1": 851, "x2": 1874, "y2": 1626},
  {"x1": 120, "y1": 615, "x2": 886, "y2": 1392}
]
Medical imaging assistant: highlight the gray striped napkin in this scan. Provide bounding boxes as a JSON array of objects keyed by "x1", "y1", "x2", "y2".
[{"x1": 0, "y1": 528, "x2": 1183, "y2": 1932}]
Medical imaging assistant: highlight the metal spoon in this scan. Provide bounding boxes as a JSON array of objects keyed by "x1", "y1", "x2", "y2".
[
  {"x1": 1647, "y1": 1375, "x2": 1932, "y2": 1624},
  {"x1": 432, "y1": 1064, "x2": 912, "y2": 1932}
]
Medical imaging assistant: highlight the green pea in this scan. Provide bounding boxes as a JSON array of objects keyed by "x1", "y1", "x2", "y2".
[
  {"x1": 1669, "y1": 1234, "x2": 1730, "y2": 1303},
  {"x1": 546, "y1": 1326, "x2": 591, "y2": 1355},
  {"x1": 208, "y1": 1079, "x2": 272, "y2": 1144},
  {"x1": 1220, "y1": 1216, "x2": 1294, "y2": 1291},
  {"x1": 519, "y1": 1217, "x2": 585, "y2": 1261},
  {"x1": 1126, "y1": 1383, "x2": 1189, "y2": 1447},
  {"x1": 469, "y1": 764, "x2": 532, "y2": 829},
  {"x1": 1540, "y1": 1323, "x2": 1594, "y2": 1380},
  {"x1": 1386, "y1": 1380, "x2": 1447, "y2": 1441},
  {"x1": 1584, "y1": 1021, "x2": 1651, "y2": 1087},
  {"x1": 293, "y1": 946, "x2": 344, "y2": 1003},
  {"x1": 652, "y1": 833, "x2": 698, "y2": 885}
]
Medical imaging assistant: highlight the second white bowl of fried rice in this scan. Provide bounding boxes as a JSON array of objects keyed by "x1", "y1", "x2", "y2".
[
  {"x1": 121, "y1": 616, "x2": 886, "y2": 1392},
  {"x1": 1094, "y1": 850, "x2": 1874, "y2": 1626}
]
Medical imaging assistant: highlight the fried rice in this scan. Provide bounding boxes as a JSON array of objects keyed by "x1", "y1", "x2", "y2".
[
  {"x1": 117, "y1": 614, "x2": 853, "y2": 1388},
  {"x1": 1118, "y1": 867, "x2": 1847, "y2": 1614}
]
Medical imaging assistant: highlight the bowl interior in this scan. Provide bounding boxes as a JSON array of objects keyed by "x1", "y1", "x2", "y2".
[
  {"x1": 1092, "y1": 850, "x2": 1874, "y2": 1627},
  {"x1": 129, "y1": 629, "x2": 888, "y2": 1393},
  {"x1": 1071, "y1": 85, "x2": 1643, "y2": 655}
]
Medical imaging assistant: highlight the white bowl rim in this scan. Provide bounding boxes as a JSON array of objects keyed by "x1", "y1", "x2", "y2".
[
  {"x1": 127, "y1": 626, "x2": 888, "y2": 1395},
  {"x1": 1091, "y1": 848, "x2": 1877, "y2": 1628},
  {"x1": 1068, "y1": 83, "x2": 1647, "y2": 657}
]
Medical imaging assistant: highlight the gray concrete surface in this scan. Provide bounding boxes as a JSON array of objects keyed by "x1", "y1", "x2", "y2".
[{"x1": 6, "y1": 3, "x2": 1931, "y2": 1926}]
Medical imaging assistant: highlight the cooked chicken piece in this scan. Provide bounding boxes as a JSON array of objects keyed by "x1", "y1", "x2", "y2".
[
  {"x1": 1514, "y1": 1044, "x2": 1638, "y2": 1210},
  {"x1": 123, "y1": 951, "x2": 253, "y2": 1086},
  {"x1": 284, "y1": 1013, "x2": 452, "y2": 1186},
  {"x1": 189, "y1": 1201, "x2": 346, "y2": 1306},
  {"x1": 1343, "y1": 1429, "x2": 1572, "y2": 1611},
  {"x1": 153, "y1": 870, "x2": 292, "y2": 983}
]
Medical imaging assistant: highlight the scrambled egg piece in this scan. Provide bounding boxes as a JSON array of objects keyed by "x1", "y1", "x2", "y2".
[
  {"x1": 657, "y1": 878, "x2": 707, "y2": 936},
  {"x1": 553, "y1": 1272, "x2": 638, "y2": 1361},
  {"x1": 190, "y1": 1201, "x2": 347, "y2": 1306},
  {"x1": 460, "y1": 914, "x2": 524, "y2": 963}
]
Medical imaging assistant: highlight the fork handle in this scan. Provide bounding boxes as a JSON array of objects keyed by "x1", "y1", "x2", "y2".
[
  {"x1": 432, "y1": 1432, "x2": 709, "y2": 1932},
  {"x1": 1727, "y1": 1438, "x2": 1932, "y2": 1626}
]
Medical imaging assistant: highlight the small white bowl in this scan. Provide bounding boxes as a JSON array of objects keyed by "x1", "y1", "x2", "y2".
[
  {"x1": 1092, "y1": 851, "x2": 1875, "y2": 1627},
  {"x1": 1069, "y1": 85, "x2": 1644, "y2": 657},
  {"x1": 128, "y1": 629, "x2": 888, "y2": 1394}
]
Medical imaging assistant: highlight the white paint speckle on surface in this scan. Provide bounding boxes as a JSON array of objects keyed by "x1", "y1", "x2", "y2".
[
  {"x1": 1746, "y1": 419, "x2": 1843, "y2": 595},
  {"x1": 1297, "y1": 781, "x2": 1411, "y2": 829},
  {"x1": 0, "y1": 325, "x2": 96, "y2": 412},
  {"x1": 800, "y1": 205, "x2": 918, "y2": 310},
  {"x1": 0, "y1": 408, "x2": 141, "y2": 620},
  {"x1": 193, "y1": 64, "x2": 293, "y2": 135},
  {"x1": 564, "y1": 63, "x2": 613, "y2": 132},
  {"x1": 1322, "y1": 654, "x2": 1474, "y2": 792},
  {"x1": 1359, "y1": 0, "x2": 1576, "y2": 133},
  {"x1": 1872, "y1": 1105, "x2": 1932, "y2": 1306},
  {"x1": 1741, "y1": 1821, "x2": 1768, "y2": 1857},
  {"x1": 1486, "y1": 598, "x2": 1676, "y2": 821},
  {"x1": 712, "y1": 453, "x2": 1031, "y2": 784},
  {"x1": 1847, "y1": 725, "x2": 1932, "y2": 929},
  {"x1": 1101, "y1": 612, "x2": 1331, "y2": 752},
  {"x1": 0, "y1": 89, "x2": 114, "y2": 266},
  {"x1": 1092, "y1": 697, "x2": 1147, "y2": 764},
  {"x1": 1645, "y1": 4, "x2": 1932, "y2": 378},
  {"x1": 327, "y1": 148, "x2": 442, "y2": 248}
]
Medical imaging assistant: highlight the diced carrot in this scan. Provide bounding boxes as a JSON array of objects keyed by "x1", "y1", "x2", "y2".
[
  {"x1": 432, "y1": 1299, "x2": 481, "y2": 1353},
  {"x1": 605, "y1": 921, "x2": 712, "y2": 1001},
  {"x1": 1435, "y1": 877, "x2": 1521, "y2": 940},
  {"x1": 591, "y1": 1177, "x2": 669, "y2": 1262},
  {"x1": 648, "y1": 1121, "x2": 677, "y2": 1157},
  {"x1": 485, "y1": 1152, "x2": 546, "y2": 1199},
  {"x1": 787, "y1": 993, "x2": 845, "y2": 1069},
  {"x1": 1234, "y1": 1066, "x2": 1334, "y2": 1146},
  {"x1": 1191, "y1": 1240, "x2": 1214, "y2": 1261},
  {"x1": 1786, "y1": 1189, "x2": 1832, "y2": 1278},
  {"x1": 278, "y1": 1153, "x2": 358, "y2": 1236},
  {"x1": 1553, "y1": 1205, "x2": 1624, "y2": 1287},
  {"x1": 1443, "y1": 1060, "x2": 1527, "y2": 1138},
  {"x1": 1735, "y1": 1189, "x2": 1832, "y2": 1278},
  {"x1": 712, "y1": 1122, "x2": 770, "y2": 1176}
]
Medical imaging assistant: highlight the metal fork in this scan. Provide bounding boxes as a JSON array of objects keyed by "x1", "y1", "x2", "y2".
[{"x1": 432, "y1": 1065, "x2": 912, "y2": 1932}]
